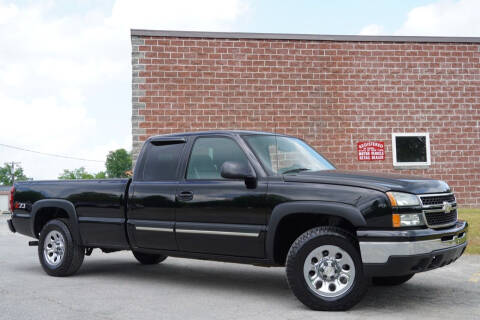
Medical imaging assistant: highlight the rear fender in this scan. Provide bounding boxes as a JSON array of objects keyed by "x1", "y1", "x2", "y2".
[{"x1": 31, "y1": 199, "x2": 82, "y2": 244}]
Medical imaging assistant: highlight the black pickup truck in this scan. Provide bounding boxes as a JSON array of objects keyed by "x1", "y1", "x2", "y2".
[{"x1": 7, "y1": 130, "x2": 468, "y2": 310}]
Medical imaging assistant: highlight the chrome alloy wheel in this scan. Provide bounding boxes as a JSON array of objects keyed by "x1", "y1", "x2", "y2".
[
  {"x1": 43, "y1": 230, "x2": 65, "y2": 267},
  {"x1": 303, "y1": 245, "x2": 356, "y2": 298}
]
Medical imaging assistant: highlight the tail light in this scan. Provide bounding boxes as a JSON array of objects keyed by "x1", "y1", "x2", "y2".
[{"x1": 9, "y1": 187, "x2": 14, "y2": 212}]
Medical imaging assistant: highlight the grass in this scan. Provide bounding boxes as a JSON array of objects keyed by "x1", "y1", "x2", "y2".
[{"x1": 458, "y1": 208, "x2": 480, "y2": 254}]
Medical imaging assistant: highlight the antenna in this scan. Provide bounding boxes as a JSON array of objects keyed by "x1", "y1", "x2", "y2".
[{"x1": 274, "y1": 120, "x2": 279, "y2": 174}]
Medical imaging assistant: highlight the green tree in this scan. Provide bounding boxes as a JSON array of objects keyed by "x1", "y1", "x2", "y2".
[
  {"x1": 57, "y1": 148, "x2": 132, "y2": 180},
  {"x1": 0, "y1": 163, "x2": 29, "y2": 185},
  {"x1": 58, "y1": 168, "x2": 107, "y2": 180},
  {"x1": 94, "y1": 171, "x2": 107, "y2": 179},
  {"x1": 58, "y1": 167, "x2": 95, "y2": 180},
  {"x1": 105, "y1": 149, "x2": 132, "y2": 178}
]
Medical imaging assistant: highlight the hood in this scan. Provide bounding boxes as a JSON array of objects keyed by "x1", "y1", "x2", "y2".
[{"x1": 283, "y1": 170, "x2": 451, "y2": 194}]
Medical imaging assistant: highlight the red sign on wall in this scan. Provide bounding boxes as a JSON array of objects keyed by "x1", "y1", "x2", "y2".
[{"x1": 357, "y1": 141, "x2": 385, "y2": 161}]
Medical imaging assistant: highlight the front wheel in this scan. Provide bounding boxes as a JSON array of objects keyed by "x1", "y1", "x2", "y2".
[
  {"x1": 286, "y1": 226, "x2": 367, "y2": 311},
  {"x1": 372, "y1": 274, "x2": 414, "y2": 286}
]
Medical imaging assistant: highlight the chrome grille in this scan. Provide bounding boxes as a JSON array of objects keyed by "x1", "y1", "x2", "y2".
[
  {"x1": 424, "y1": 210, "x2": 457, "y2": 227},
  {"x1": 420, "y1": 193, "x2": 457, "y2": 228},
  {"x1": 420, "y1": 194, "x2": 455, "y2": 206}
]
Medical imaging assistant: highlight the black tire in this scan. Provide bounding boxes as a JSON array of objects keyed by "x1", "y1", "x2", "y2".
[
  {"x1": 372, "y1": 274, "x2": 414, "y2": 286},
  {"x1": 132, "y1": 251, "x2": 167, "y2": 265},
  {"x1": 286, "y1": 226, "x2": 367, "y2": 311},
  {"x1": 38, "y1": 219, "x2": 84, "y2": 277}
]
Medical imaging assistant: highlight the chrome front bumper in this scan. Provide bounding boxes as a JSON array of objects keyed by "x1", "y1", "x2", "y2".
[
  {"x1": 359, "y1": 231, "x2": 467, "y2": 264},
  {"x1": 357, "y1": 220, "x2": 468, "y2": 264}
]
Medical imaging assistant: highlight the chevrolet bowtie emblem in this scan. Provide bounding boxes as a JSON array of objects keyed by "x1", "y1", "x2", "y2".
[{"x1": 442, "y1": 201, "x2": 453, "y2": 213}]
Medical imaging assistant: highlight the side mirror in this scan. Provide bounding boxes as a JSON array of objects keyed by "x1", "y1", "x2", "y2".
[{"x1": 220, "y1": 161, "x2": 257, "y2": 188}]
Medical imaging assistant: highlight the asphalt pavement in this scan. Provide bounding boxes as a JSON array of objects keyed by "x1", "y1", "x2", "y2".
[{"x1": 1, "y1": 214, "x2": 479, "y2": 320}]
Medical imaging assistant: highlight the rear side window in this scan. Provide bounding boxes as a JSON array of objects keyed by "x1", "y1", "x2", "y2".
[{"x1": 142, "y1": 142, "x2": 185, "y2": 181}]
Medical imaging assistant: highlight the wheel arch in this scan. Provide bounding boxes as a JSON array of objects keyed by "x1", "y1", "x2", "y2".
[
  {"x1": 31, "y1": 199, "x2": 82, "y2": 244},
  {"x1": 266, "y1": 201, "x2": 367, "y2": 265}
]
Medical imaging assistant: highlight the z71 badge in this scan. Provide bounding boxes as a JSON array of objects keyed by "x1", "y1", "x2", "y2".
[{"x1": 15, "y1": 202, "x2": 27, "y2": 210}]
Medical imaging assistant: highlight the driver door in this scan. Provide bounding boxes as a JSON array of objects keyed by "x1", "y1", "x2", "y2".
[{"x1": 175, "y1": 135, "x2": 268, "y2": 258}]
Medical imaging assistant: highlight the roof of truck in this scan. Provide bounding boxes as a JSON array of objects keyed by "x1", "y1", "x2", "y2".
[{"x1": 148, "y1": 130, "x2": 289, "y2": 140}]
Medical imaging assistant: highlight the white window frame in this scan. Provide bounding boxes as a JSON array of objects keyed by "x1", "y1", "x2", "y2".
[{"x1": 392, "y1": 132, "x2": 431, "y2": 167}]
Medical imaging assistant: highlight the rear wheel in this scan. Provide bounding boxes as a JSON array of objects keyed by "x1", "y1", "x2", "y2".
[
  {"x1": 38, "y1": 219, "x2": 84, "y2": 277},
  {"x1": 286, "y1": 226, "x2": 367, "y2": 311},
  {"x1": 132, "y1": 251, "x2": 167, "y2": 265},
  {"x1": 372, "y1": 274, "x2": 414, "y2": 286}
]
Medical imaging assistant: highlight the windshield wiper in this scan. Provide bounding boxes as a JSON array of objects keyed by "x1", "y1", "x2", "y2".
[{"x1": 282, "y1": 168, "x2": 311, "y2": 174}]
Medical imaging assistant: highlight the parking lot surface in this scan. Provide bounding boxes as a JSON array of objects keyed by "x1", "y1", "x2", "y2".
[{"x1": 1, "y1": 214, "x2": 479, "y2": 320}]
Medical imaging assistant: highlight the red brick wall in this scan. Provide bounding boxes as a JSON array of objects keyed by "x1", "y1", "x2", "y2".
[{"x1": 131, "y1": 34, "x2": 480, "y2": 207}]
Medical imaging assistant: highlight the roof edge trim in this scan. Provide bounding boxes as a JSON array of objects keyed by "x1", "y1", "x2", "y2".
[{"x1": 131, "y1": 29, "x2": 480, "y2": 43}]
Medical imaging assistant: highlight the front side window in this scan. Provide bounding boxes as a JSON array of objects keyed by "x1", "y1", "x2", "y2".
[
  {"x1": 243, "y1": 135, "x2": 335, "y2": 175},
  {"x1": 186, "y1": 137, "x2": 249, "y2": 180},
  {"x1": 392, "y1": 133, "x2": 431, "y2": 167}
]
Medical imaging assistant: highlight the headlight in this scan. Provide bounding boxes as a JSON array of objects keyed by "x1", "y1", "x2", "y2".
[
  {"x1": 386, "y1": 192, "x2": 420, "y2": 207},
  {"x1": 387, "y1": 192, "x2": 424, "y2": 227},
  {"x1": 392, "y1": 213, "x2": 425, "y2": 227}
]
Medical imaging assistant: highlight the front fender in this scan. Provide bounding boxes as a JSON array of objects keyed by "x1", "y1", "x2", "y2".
[
  {"x1": 30, "y1": 199, "x2": 82, "y2": 244},
  {"x1": 266, "y1": 201, "x2": 367, "y2": 261}
]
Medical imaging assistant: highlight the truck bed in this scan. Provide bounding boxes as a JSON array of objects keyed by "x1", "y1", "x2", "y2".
[{"x1": 13, "y1": 179, "x2": 131, "y2": 248}]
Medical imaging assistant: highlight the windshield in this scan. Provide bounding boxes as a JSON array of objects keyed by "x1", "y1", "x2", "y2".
[{"x1": 243, "y1": 135, "x2": 335, "y2": 175}]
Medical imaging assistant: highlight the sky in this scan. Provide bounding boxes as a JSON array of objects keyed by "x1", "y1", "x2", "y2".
[{"x1": 0, "y1": 0, "x2": 479, "y2": 180}]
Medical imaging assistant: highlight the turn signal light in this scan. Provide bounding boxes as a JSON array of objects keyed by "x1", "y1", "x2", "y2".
[
  {"x1": 392, "y1": 214, "x2": 401, "y2": 228},
  {"x1": 386, "y1": 192, "x2": 397, "y2": 207}
]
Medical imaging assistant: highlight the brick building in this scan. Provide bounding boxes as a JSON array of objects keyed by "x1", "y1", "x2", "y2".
[{"x1": 130, "y1": 30, "x2": 480, "y2": 207}]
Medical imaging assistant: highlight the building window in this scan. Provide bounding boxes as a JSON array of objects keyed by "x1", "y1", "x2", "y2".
[{"x1": 392, "y1": 133, "x2": 431, "y2": 167}]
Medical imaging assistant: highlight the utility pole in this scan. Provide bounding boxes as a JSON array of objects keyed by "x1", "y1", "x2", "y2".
[{"x1": 9, "y1": 161, "x2": 20, "y2": 185}]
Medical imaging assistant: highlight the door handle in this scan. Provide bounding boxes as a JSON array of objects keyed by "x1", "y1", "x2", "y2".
[{"x1": 177, "y1": 191, "x2": 194, "y2": 201}]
